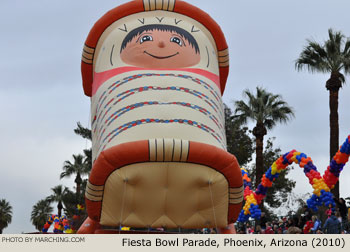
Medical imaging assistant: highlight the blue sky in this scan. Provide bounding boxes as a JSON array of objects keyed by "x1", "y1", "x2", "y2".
[{"x1": 1, "y1": 0, "x2": 350, "y2": 233}]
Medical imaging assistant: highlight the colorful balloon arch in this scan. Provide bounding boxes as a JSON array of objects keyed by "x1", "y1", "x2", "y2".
[
  {"x1": 42, "y1": 204, "x2": 85, "y2": 233},
  {"x1": 238, "y1": 135, "x2": 350, "y2": 222},
  {"x1": 42, "y1": 215, "x2": 74, "y2": 234}
]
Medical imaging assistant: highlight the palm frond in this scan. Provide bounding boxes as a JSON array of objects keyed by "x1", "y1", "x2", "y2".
[
  {"x1": 0, "y1": 199, "x2": 13, "y2": 229},
  {"x1": 343, "y1": 39, "x2": 350, "y2": 74},
  {"x1": 74, "y1": 122, "x2": 92, "y2": 140},
  {"x1": 296, "y1": 28, "x2": 350, "y2": 76},
  {"x1": 60, "y1": 154, "x2": 89, "y2": 180},
  {"x1": 233, "y1": 87, "x2": 294, "y2": 131}
]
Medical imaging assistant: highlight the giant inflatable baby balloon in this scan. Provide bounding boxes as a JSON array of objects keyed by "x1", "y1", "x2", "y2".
[{"x1": 78, "y1": 0, "x2": 243, "y2": 234}]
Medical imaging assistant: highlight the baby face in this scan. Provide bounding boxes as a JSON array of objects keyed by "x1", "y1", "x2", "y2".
[{"x1": 120, "y1": 29, "x2": 200, "y2": 68}]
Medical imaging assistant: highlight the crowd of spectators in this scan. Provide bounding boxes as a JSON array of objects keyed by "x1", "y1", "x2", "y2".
[
  {"x1": 234, "y1": 198, "x2": 350, "y2": 234},
  {"x1": 137, "y1": 198, "x2": 349, "y2": 234}
]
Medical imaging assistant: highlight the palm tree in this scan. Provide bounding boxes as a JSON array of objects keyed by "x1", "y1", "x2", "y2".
[
  {"x1": 46, "y1": 185, "x2": 69, "y2": 217},
  {"x1": 74, "y1": 122, "x2": 92, "y2": 140},
  {"x1": 295, "y1": 29, "x2": 350, "y2": 199},
  {"x1": 60, "y1": 154, "x2": 90, "y2": 203},
  {"x1": 74, "y1": 122, "x2": 92, "y2": 171},
  {"x1": 31, "y1": 199, "x2": 53, "y2": 231},
  {"x1": 59, "y1": 188, "x2": 87, "y2": 231},
  {"x1": 83, "y1": 149, "x2": 92, "y2": 171},
  {"x1": 0, "y1": 199, "x2": 13, "y2": 234},
  {"x1": 234, "y1": 87, "x2": 294, "y2": 189}
]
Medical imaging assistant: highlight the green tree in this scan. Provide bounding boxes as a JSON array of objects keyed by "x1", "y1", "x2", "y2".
[
  {"x1": 295, "y1": 29, "x2": 350, "y2": 198},
  {"x1": 224, "y1": 104, "x2": 254, "y2": 166},
  {"x1": 74, "y1": 122, "x2": 92, "y2": 172},
  {"x1": 74, "y1": 122, "x2": 92, "y2": 140},
  {"x1": 0, "y1": 199, "x2": 12, "y2": 234},
  {"x1": 46, "y1": 185, "x2": 69, "y2": 217},
  {"x1": 60, "y1": 188, "x2": 87, "y2": 231},
  {"x1": 60, "y1": 154, "x2": 90, "y2": 203},
  {"x1": 31, "y1": 199, "x2": 53, "y2": 231},
  {"x1": 234, "y1": 87, "x2": 295, "y2": 188}
]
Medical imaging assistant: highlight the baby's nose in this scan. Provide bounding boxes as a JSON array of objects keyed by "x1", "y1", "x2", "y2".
[{"x1": 158, "y1": 41, "x2": 165, "y2": 48}]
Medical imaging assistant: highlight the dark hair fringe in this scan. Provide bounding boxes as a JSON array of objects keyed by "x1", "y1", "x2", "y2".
[{"x1": 120, "y1": 24, "x2": 200, "y2": 54}]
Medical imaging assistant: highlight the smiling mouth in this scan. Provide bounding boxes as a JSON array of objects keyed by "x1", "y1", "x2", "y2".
[{"x1": 144, "y1": 51, "x2": 179, "y2": 59}]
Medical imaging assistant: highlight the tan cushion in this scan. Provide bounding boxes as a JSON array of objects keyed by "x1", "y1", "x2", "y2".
[{"x1": 100, "y1": 162, "x2": 228, "y2": 228}]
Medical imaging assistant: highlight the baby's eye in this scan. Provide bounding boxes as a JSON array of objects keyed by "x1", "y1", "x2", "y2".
[
  {"x1": 140, "y1": 35, "x2": 153, "y2": 43},
  {"x1": 170, "y1": 36, "x2": 182, "y2": 46}
]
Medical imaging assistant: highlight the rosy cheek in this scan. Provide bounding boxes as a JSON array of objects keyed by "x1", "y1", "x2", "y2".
[
  {"x1": 128, "y1": 43, "x2": 143, "y2": 51},
  {"x1": 183, "y1": 47, "x2": 198, "y2": 57},
  {"x1": 138, "y1": 43, "x2": 158, "y2": 53},
  {"x1": 121, "y1": 45, "x2": 149, "y2": 63}
]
